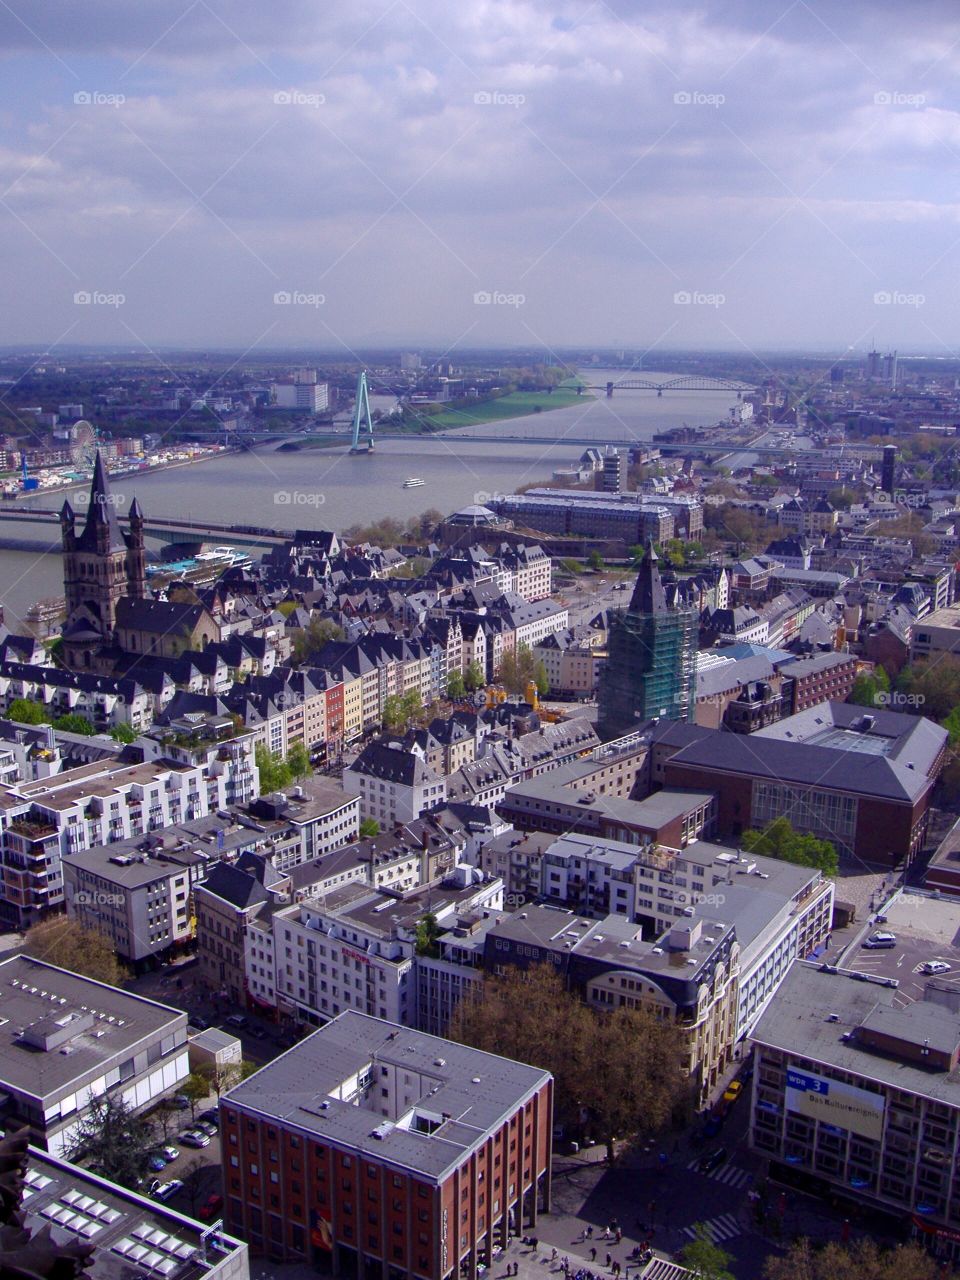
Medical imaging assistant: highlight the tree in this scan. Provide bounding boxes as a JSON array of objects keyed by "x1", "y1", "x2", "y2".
[
  {"x1": 401, "y1": 688, "x2": 422, "y2": 723},
  {"x1": 383, "y1": 694, "x2": 407, "y2": 731},
  {"x1": 292, "y1": 617, "x2": 345, "y2": 665},
  {"x1": 463, "y1": 660, "x2": 485, "y2": 692},
  {"x1": 286, "y1": 740, "x2": 311, "y2": 780},
  {"x1": 499, "y1": 644, "x2": 539, "y2": 695},
  {"x1": 181, "y1": 1155, "x2": 208, "y2": 1216},
  {"x1": 897, "y1": 656, "x2": 960, "y2": 721},
  {"x1": 255, "y1": 743, "x2": 292, "y2": 794},
  {"x1": 180, "y1": 1072, "x2": 210, "y2": 1122},
  {"x1": 446, "y1": 670, "x2": 466, "y2": 700},
  {"x1": 52, "y1": 713, "x2": 95, "y2": 735},
  {"x1": 110, "y1": 722, "x2": 138, "y2": 743},
  {"x1": 451, "y1": 964, "x2": 684, "y2": 1161},
  {"x1": 681, "y1": 1225, "x2": 735, "y2": 1280},
  {"x1": 6, "y1": 697, "x2": 48, "y2": 725},
  {"x1": 534, "y1": 660, "x2": 549, "y2": 697},
  {"x1": 198, "y1": 1058, "x2": 258, "y2": 1100},
  {"x1": 742, "y1": 817, "x2": 839, "y2": 877},
  {"x1": 67, "y1": 1091, "x2": 153, "y2": 1190},
  {"x1": 414, "y1": 912, "x2": 441, "y2": 958},
  {"x1": 360, "y1": 818, "x2": 380, "y2": 838},
  {"x1": 24, "y1": 917, "x2": 126, "y2": 986},
  {"x1": 848, "y1": 665, "x2": 890, "y2": 708},
  {"x1": 153, "y1": 1099, "x2": 177, "y2": 1144},
  {"x1": 764, "y1": 1238, "x2": 947, "y2": 1280},
  {"x1": 587, "y1": 549, "x2": 605, "y2": 571}
]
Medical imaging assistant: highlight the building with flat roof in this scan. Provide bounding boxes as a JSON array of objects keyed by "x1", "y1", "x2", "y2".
[
  {"x1": 749, "y1": 959, "x2": 960, "y2": 1261},
  {"x1": 220, "y1": 1010, "x2": 552, "y2": 1274},
  {"x1": 0, "y1": 954, "x2": 189, "y2": 1156},
  {"x1": 20, "y1": 1142, "x2": 249, "y2": 1280},
  {"x1": 911, "y1": 603, "x2": 960, "y2": 663}
]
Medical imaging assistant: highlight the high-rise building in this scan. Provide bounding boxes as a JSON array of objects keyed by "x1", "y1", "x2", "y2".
[
  {"x1": 883, "y1": 350, "x2": 898, "y2": 387},
  {"x1": 597, "y1": 543, "x2": 697, "y2": 737},
  {"x1": 599, "y1": 447, "x2": 624, "y2": 493},
  {"x1": 60, "y1": 452, "x2": 145, "y2": 668},
  {"x1": 400, "y1": 351, "x2": 422, "y2": 372},
  {"x1": 882, "y1": 443, "x2": 897, "y2": 496},
  {"x1": 866, "y1": 348, "x2": 882, "y2": 379}
]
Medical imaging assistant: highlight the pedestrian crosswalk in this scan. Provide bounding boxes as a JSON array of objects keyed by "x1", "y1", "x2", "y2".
[
  {"x1": 685, "y1": 1159, "x2": 753, "y2": 1189},
  {"x1": 680, "y1": 1214, "x2": 742, "y2": 1245}
]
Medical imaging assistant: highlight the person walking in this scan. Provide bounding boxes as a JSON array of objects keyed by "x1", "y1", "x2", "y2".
[{"x1": 589, "y1": 1248, "x2": 596, "y2": 1262}]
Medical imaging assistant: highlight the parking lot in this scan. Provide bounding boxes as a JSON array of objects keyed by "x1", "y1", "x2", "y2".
[{"x1": 837, "y1": 891, "x2": 960, "y2": 1008}]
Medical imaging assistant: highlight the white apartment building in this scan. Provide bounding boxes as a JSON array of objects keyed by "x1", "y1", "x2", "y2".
[
  {"x1": 271, "y1": 380, "x2": 329, "y2": 412},
  {"x1": 343, "y1": 739, "x2": 447, "y2": 827}
]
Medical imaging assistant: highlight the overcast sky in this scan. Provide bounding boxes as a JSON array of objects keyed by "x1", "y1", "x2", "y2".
[{"x1": 2, "y1": 0, "x2": 960, "y2": 355}]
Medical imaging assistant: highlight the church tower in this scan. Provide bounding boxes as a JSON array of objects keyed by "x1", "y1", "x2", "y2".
[{"x1": 61, "y1": 452, "x2": 146, "y2": 667}]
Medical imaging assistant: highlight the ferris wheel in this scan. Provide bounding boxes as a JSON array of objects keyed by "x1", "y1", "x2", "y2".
[{"x1": 70, "y1": 420, "x2": 98, "y2": 468}]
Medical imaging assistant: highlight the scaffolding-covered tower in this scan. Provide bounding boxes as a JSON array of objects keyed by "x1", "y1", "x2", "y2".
[{"x1": 597, "y1": 541, "x2": 697, "y2": 738}]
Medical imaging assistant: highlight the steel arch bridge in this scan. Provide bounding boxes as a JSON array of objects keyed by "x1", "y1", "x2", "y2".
[{"x1": 584, "y1": 376, "x2": 757, "y2": 396}]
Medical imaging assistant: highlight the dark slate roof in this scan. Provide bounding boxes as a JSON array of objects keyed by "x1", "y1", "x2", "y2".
[
  {"x1": 115, "y1": 597, "x2": 211, "y2": 635},
  {"x1": 629, "y1": 542, "x2": 668, "y2": 614},
  {"x1": 349, "y1": 740, "x2": 440, "y2": 786},
  {"x1": 75, "y1": 451, "x2": 129, "y2": 553},
  {"x1": 197, "y1": 861, "x2": 270, "y2": 910}
]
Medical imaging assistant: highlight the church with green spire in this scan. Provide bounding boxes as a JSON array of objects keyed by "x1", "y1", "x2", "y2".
[{"x1": 597, "y1": 541, "x2": 697, "y2": 738}]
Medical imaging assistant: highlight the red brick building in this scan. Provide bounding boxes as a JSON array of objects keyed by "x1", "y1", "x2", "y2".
[{"x1": 221, "y1": 1012, "x2": 553, "y2": 1277}]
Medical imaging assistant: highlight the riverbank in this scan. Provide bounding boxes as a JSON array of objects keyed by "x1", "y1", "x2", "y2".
[{"x1": 422, "y1": 385, "x2": 591, "y2": 430}]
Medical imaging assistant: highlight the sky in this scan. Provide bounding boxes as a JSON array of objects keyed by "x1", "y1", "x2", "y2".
[{"x1": 2, "y1": 0, "x2": 960, "y2": 356}]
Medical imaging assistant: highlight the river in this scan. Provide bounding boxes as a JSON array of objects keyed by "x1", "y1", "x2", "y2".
[{"x1": 0, "y1": 371, "x2": 740, "y2": 629}]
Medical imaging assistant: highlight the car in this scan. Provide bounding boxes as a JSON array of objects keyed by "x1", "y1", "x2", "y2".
[
  {"x1": 722, "y1": 1081, "x2": 743, "y2": 1105},
  {"x1": 862, "y1": 933, "x2": 896, "y2": 949},
  {"x1": 189, "y1": 1016, "x2": 210, "y2": 1031},
  {"x1": 147, "y1": 1155, "x2": 167, "y2": 1172},
  {"x1": 249, "y1": 1025, "x2": 268, "y2": 1040},
  {"x1": 170, "y1": 1094, "x2": 190, "y2": 1110},
  {"x1": 198, "y1": 1109, "x2": 220, "y2": 1126},
  {"x1": 198, "y1": 1192, "x2": 223, "y2": 1221},
  {"x1": 870, "y1": 931, "x2": 896, "y2": 944},
  {"x1": 701, "y1": 1113, "x2": 724, "y2": 1138},
  {"x1": 152, "y1": 1180, "x2": 183, "y2": 1203},
  {"x1": 698, "y1": 1147, "x2": 728, "y2": 1174},
  {"x1": 196, "y1": 1120, "x2": 218, "y2": 1137},
  {"x1": 224, "y1": 1014, "x2": 247, "y2": 1029},
  {"x1": 180, "y1": 1131, "x2": 210, "y2": 1149},
  {"x1": 923, "y1": 960, "x2": 952, "y2": 975},
  {"x1": 160, "y1": 1146, "x2": 180, "y2": 1162}
]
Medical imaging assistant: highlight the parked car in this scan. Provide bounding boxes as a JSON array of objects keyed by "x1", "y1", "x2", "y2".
[
  {"x1": 160, "y1": 1146, "x2": 180, "y2": 1162},
  {"x1": 198, "y1": 1109, "x2": 220, "y2": 1126},
  {"x1": 224, "y1": 1014, "x2": 248, "y2": 1029},
  {"x1": 199, "y1": 1192, "x2": 223, "y2": 1222},
  {"x1": 147, "y1": 1155, "x2": 167, "y2": 1173},
  {"x1": 722, "y1": 1081, "x2": 743, "y2": 1105},
  {"x1": 170, "y1": 1094, "x2": 190, "y2": 1110},
  {"x1": 249, "y1": 1025, "x2": 268, "y2": 1040},
  {"x1": 698, "y1": 1147, "x2": 728, "y2": 1174},
  {"x1": 196, "y1": 1121, "x2": 218, "y2": 1138},
  {"x1": 152, "y1": 1180, "x2": 183, "y2": 1203},
  {"x1": 863, "y1": 932, "x2": 896, "y2": 949},
  {"x1": 922, "y1": 960, "x2": 952, "y2": 975},
  {"x1": 189, "y1": 1016, "x2": 210, "y2": 1031},
  {"x1": 180, "y1": 1131, "x2": 210, "y2": 1149}
]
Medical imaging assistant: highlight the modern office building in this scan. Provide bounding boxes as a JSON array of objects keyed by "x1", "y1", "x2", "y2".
[
  {"x1": 597, "y1": 543, "x2": 697, "y2": 738},
  {"x1": 0, "y1": 954, "x2": 189, "y2": 1156},
  {"x1": 220, "y1": 1011, "x2": 553, "y2": 1274},
  {"x1": 749, "y1": 959, "x2": 960, "y2": 1261}
]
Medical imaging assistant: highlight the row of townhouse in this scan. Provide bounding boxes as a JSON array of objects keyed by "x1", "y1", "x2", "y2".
[
  {"x1": 0, "y1": 660, "x2": 163, "y2": 731},
  {"x1": 0, "y1": 719, "x2": 259, "y2": 928}
]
